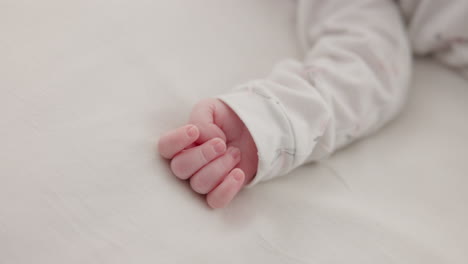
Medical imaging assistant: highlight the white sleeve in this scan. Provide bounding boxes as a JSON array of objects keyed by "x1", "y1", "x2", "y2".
[
  {"x1": 399, "y1": 0, "x2": 468, "y2": 79},
  {"x1": 218, "y1": 0, "x2": 412, "y2": 186}
]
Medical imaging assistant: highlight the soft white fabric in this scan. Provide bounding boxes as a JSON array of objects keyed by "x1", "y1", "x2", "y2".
[
  {"x1": 401, "y1": 0, "x2": 468, "y2": 79},
  {"x1": 1, "y1": 1, "x2": 467, "y2": 263},
  {"x1": 219, "y1": 0, "x2": 468, "y2": 185}
]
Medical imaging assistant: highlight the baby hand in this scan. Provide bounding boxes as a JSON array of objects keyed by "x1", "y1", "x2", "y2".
[{"x1": 158, "y1": 98, "x2": 258, "y2": 208}]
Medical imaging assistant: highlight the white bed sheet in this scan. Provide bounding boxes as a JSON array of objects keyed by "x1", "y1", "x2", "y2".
[{"x1": 1, "y1": 1, "x2": 467, "y2": 263}]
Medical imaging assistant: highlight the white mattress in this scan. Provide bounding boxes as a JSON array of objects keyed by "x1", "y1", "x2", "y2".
[{"x1": 1, "y1": 1, "x2": 467, "y2": 263}]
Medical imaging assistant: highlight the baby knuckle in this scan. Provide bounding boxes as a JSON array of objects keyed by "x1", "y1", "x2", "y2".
[
  {"x1": 170, "y1": 158, "x2": 188, "y2": 179},
  {"x1": 190, "y1": 176, "x2": 209, "y2": 194},
  {"x1": 222, "y1": 155, "x2": 235, "y2": 167},
  {"x1": 199, "y1": 146, "x2": 211, "y2": 164}
]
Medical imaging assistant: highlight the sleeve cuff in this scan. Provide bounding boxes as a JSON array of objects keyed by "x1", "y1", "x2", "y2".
[{"x1": 217, "y1": 82, "x2": 296, "y2": 187}]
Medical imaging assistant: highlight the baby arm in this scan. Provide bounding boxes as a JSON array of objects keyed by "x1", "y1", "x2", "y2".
[
  {"x1": 158, "y1": 0, "x2": 411, "y2": 208},
  {"x1": 219, "y1": 0, "x2": 412, "y2": 185},
  {"x1": 400, "y1": 0, "x2": 468, "y2": 79}
]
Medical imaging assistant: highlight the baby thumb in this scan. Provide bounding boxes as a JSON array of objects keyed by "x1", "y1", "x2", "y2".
[{"x1": 194, "y1": 123, "x2": 226, "y2": 144}]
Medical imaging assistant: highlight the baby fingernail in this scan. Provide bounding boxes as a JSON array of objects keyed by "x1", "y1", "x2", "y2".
[
  {"x1": 229, "y1": 147, "x2": 241, "y2": 160},
  {"x1": 213, "y1": 139, "x2": 226, "y2": 154},
  {"x1": 186, "y1": 125, "x2": 198, "y2": 138},
  {"x1": 232, "y1": 169, "x2": 244, "y2": 182}
]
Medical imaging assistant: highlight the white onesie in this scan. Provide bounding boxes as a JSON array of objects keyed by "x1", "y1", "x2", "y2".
[{"x1": 218, "y1": 0, "x2": 468, "y2": 186}]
